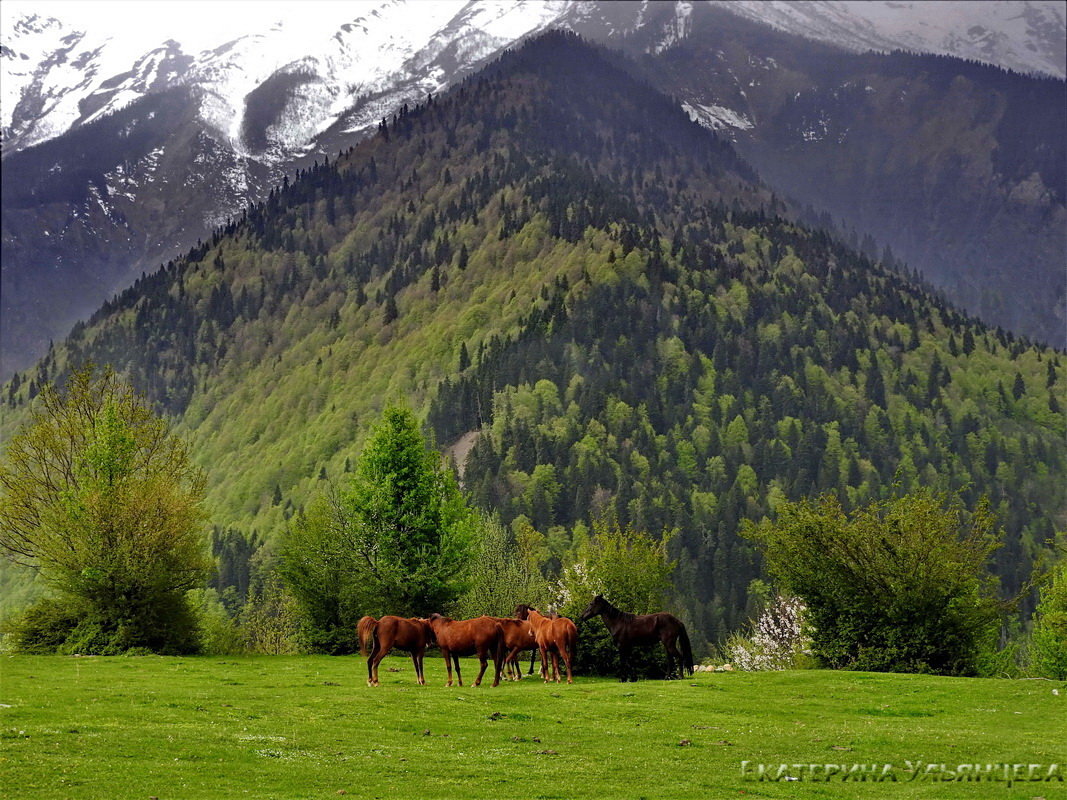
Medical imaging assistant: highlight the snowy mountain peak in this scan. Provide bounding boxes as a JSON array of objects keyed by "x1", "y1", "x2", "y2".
[{"x1": 711, "y1": 1, "x2": 1066, "y2": 78}]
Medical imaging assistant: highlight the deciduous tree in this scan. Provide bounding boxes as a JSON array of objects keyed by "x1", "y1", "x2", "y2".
[{"x1": 0, "y1": 366, "x2": 208, "y2": 653}]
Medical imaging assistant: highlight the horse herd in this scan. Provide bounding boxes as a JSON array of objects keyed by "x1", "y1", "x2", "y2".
[{"x1": 358, "y1": 595, "x2": 695, "y2": 687}]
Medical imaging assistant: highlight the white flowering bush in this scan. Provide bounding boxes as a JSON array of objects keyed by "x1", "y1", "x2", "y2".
[{"x1": 725, "y1": 594, "x2": 813, "y2": 671}]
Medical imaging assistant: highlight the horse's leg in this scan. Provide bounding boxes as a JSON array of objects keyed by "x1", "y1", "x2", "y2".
[
  {"x1": 562, "y1": 641, "x2": 574, "y2": 684},
  {"x1": 539, "y1": 645, "x2": 550, "y2": 682},
  {"x1": 507, "y1": 647, "x2": 522, "y2": 680},
  {"x1": 618, "y1": 644, "x2": 632, "y2": 682},
  {"x1": 551, "y1": 648, "x2": 561, "y2": 683},
  {"x1": 443, "y1": 648, "x2": 453, "y2": 687},
  {"x1": 414, "y1": 648, "x2": 425, "y2": 685},
  {"x1": 474, "y1": 647, "x2": 489, "y2": 687},
  {"x1": 492, "y1": 638, "x2": 504, "y2": 687},
  {"x1": 528, "y1": 647, "x2": 537, "y2": 675},
  {"x1": 409, "y1": 651, "x2": 421, "y2": 684},
  {"x1": 453, "y1": 653, "x2": 464, "y2": 687},
  {"x1": 367, "y1": 638, "x2": 377, "y2": 687},
  {"x1": 368, "y1": 636, "x2": 386, "y2": 687},
  {"x1": 664, "y1": 635, "x2": 684, "y2": 680}
]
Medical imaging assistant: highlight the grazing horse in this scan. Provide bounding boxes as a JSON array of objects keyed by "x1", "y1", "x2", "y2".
[
  {"x1": 364, "y1": 616, "x2": 435, "y2": 687},
  {"x1": 490, "y1": 617, "x2": 538, "y2": 680},
  {"x1": 514, "y1": 605, "x2": 577, "y2": 684},
  {"x1": 580, "y1": 595, "x2": 694, "y2": 681},
  {"x1": 426, "y1": 614, "x2": 506, "y2": 687}
]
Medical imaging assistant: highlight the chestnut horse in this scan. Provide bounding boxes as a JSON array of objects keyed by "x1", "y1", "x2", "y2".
[
  {"x1": 363, "y1": 616, "x2": 435, "y2": 687},
  {"x1": 490, "y1": 617, "x2": 537, "y2": 680},
  {"x1": 514, "y1": 605, "x2": 577, "y2": 684},
  {"x1": 580, "y1": 595, "x2": 694, "y2": 681},
  {"x1": 426, "y1": 614, "x2": 505, "y2": 687}
]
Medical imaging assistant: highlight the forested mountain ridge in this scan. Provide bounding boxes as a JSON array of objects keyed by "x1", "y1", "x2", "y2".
[
  {"x1": 2, "y1": 33, "x2": 1063, "y2": 642},
  {"x1": 4, "y1": 2, "x2": 1063, "y2": 379}
]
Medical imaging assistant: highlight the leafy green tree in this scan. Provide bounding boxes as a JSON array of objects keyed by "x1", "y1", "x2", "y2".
[
  {"x1": 743, "y1": 489, "x2": 1003, "y2": 675},
  {"x1": 0, "y1": 366, "x2": 208, "y2": 653},
  {"x1": 280, "y1": 406, "x2": 475, "y2": 652},
  {"x1": 452, "y1": 512, "x2": 552, "y2": 618},
  {"x1": 1029, "y1": 559, "x2": 1067, "y2": 679}
]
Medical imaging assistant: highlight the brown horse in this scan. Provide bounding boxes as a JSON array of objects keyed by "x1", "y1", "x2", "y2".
[
  {"x1": 514, "y1": 605, "x2": 577, "y2": 684},
  {"x1": 426, "y1": 614, "x2": 505, "y2": 687},
  {"x1": 490, "y1": 617, "x2": 537, "y2": 680},
  {"x1": 580, "y1": 595, "x2": 694, "y2": 681},
  {"x1": 364, "y1": 616, "x2": 435, "y2": 687}
]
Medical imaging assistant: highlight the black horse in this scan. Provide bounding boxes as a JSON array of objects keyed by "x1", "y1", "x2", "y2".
[{"x1": 580, "y1": 595, "x2": 694, "y2": 681}]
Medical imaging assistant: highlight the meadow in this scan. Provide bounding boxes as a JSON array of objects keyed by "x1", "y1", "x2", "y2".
[{"x1": 1, "y1": 655, "x2": 1064, "y2": 799}]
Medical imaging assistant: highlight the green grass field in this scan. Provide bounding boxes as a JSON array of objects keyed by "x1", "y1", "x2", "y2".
[{"x1": 1, "y1": 655, "x2": 1063, "y2": 799}]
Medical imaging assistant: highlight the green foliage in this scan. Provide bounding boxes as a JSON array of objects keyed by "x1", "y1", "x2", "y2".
[
  {"x1": 1030, "y1": 559, "x2": 1067, "y2": 679},
  {"x1": 239, "y1": 577, "x2": 301, "y2": 655},
  {"x1": 557, "y1": 515, "x2": 675, "y2": 614},
  {"x1": 279, "y1": 406, "x2": 475, "y2": 652},
  {"x1": 2, "y1": 597, "x2": 84, "y2": 654},
  {"x1": 0, "y1": 366, "x2": 208, "y2": 654},
  {"x1": 557, "y1": 516, "x2": 675, "y2": 676},
  {"x1": 452, "y1": 513, "x2": 552, "y2": 618},
  {"x1": 188, "y1": 588, "x2": 245, "y2": 655},
  {"x1": 744, "y1": 489, "x2": 1003, "y2": 675}
]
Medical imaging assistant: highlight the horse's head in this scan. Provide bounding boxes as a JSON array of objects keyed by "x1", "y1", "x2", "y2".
[
  {"x1": 580, "y1": 594, "x2": 607, "y2": 621},
  {"x1": 514, "y1": 604, "x2": 532, "y2": 620}
]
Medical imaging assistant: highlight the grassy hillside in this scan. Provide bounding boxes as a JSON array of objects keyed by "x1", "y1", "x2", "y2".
[
  {"x1": 1, "y1": 33, "x2": 1063, "y2": 639},
  {"x1": 1, "y1": 655, "x2": 1063, "y2": 799}
]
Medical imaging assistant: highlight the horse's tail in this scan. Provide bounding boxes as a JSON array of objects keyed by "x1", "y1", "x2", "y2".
[
  {"x1": 357, "y1": 615, "x2": 378, "y2": 656},
  {"x1": 678, "y1": 623, "x2": 695, "y2": 676}
]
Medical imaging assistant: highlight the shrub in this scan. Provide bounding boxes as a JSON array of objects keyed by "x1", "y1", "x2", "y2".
[
  {"x1": 725, "y1": 594, "x2": 814, "y2": 671},
  {"x1": 241, "y1": 577, "x2": 301, "y2": 655},
  {"x1": 744, "y1": 489, "x2": 1003, "y2": 675},
  {"x1": 189, "y1": 588, "x2": 245, "y2": 655},
  {"x1": 1030, "y1": 561, "x2": 1067, "y2": 679},
  {"x1": 452, "y1": 513, "x2": 552, "y2": 619},
  {"x1": 3, "y1": 598, "x2": 83, "y2": 654}
]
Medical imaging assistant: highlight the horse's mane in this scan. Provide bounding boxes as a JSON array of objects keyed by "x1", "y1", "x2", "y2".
[{"x1": 598, "y1": 597, "x2": 636, "y2": 623}]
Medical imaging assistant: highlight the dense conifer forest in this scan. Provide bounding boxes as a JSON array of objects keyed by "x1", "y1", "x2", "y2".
[{"x1": 2, "y1": 33, "x2": 1063, "y2": 644}]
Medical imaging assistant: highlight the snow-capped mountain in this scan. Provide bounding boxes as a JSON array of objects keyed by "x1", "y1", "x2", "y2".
[
  {"x1": 4, "y1": 1, "x2": 1063, "y2": 159},
  {"x1": 1, "y1": 1, "x2": 1064, "y2": 378},
  {"x1": 712, "y1": 1, "x2": 1066, "y2": 79}
]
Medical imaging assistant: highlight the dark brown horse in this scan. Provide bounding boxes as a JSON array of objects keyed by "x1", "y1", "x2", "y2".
[
  {"x1": 515, "y1": 605, "x2": 578, "y2": 684},
  {"x1": 580, "y1": 595, "x2": 694, "y2": 681},
  {"x1": 490, "y1": 617, "x2": 537, "y2": 680},
  {"x1": 363, "y1": 616, "x2": 435, "y2": 687},
  {"x1": 426, "y1": 614, "x2": 505, "y2": 687}
]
